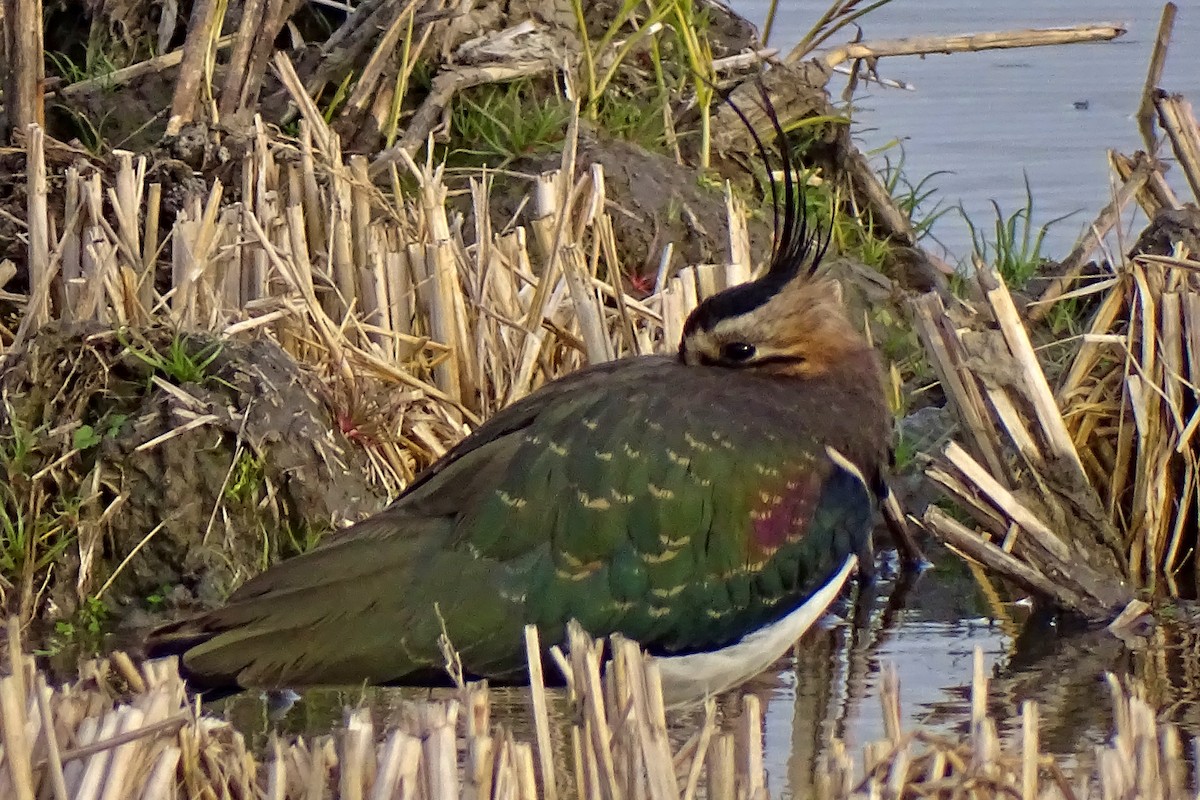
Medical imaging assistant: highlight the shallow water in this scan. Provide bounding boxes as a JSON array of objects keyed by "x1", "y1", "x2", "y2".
[
  {"x1": 214, "y1": 543, "x2": 1200, "y2": 797},
  {"x1": 730, "y1": 0, "x2": 1200, "y2": 262}
]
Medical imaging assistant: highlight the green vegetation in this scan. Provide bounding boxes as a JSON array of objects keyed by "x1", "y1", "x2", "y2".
[
  {"x1": 831, "y1": 204, "x2": 890, "y2": 269},
  {"x1": 118, "y1": 329, "x2": 226, "y2": 387},
  {"x1": 45, "y1": 35, "x2": 125, "y2": 89},
  {"x1": 787, "y1": 169, "x2": 891, "y2": 272},
  {"x1": 443, "y1": 0, "x2": 721, "y2": 164},
  {"x1": 144, "y1": 584, "x2": 172, "y2": 611},
  {"x1": 225, "y1": 449, "x2": 267, "y2": 506},
  {"x1": 323, "y1": 72, "x2": 357, "y2": 124},
  {"x1": 962, "y1": 174, "x2": 1074, "y2": 289},
  {"x1": 46, "y1": 50, "x2": 120, "y2": 153},
  {"x1": 1045, "y1": 294, "x2": 1085, "y2": 336},
  {"x1": 878, "y1": 146, "x2": 953, "y2": 241},
  {"x1": 573, "y1": 0, "x2": 677, "y2": 117},
  {"x1": 72, "y1": 414, "x2": 127, "y2": 453},
  {"x1": 891, "y1": 427, "x2": 919, "y2": 472},
  {"x1": 450, "y1": 81, "x2": 572, "y2": 167},
  {"x1": 595, "y1": 90, "x2": 672, "y2": 153},
  {"x1": 665, "y1": 0, "x2": 716, "y2": 165},
  {"x1": 0, "y1": 489, "x2": 77, "y2": 604},
  {"x1": 0, "y1": 413, "x2": 89, "y2": 621},
  {"x1": 43, "y1": 27, "x2": 151, "y2": 154},
  {"x1": 781, "y1": 0, "x2": 896, "y2": 57},
  {"x1": 284, "y1": 521, "x2": 325, "y2": 559},
  {"x1": 36, "y1": 596, "x2": 110, "y2": 657}
]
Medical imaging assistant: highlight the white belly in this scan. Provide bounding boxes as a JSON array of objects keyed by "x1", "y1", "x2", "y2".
[{"x1": 654, "y1": 555, "x2": 858, "y2": 709}]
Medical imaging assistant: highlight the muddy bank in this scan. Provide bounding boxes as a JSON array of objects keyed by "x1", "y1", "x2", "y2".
[{"x1": 0, "y1": 323, "x2": 386, "y2": 640}]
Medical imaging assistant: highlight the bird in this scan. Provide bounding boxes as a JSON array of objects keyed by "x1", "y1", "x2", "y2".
[{"x1": 145, "y1": 88, "x2": 910, "y2": 705}]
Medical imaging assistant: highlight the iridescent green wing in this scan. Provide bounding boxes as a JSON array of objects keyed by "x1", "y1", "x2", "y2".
[
  {"x1": 175, "y1": 358, "x2": 876, "y2": 688},
  {"x1": 175, "y1": 365, "x2": 650, "y2": 688},
  {"x1": 448, "y1": 367, "x2": 876, "y2": 657},
  {"x1": 174, "y1": 512, "x2": 536, "y2": 687}
]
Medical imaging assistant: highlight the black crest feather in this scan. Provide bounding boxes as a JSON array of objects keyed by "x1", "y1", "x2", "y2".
[
  {"x1": 724, "y1": 81, "x2": 831, "y2": 286},
  {"x1": 681, "y1": 80, "x2": 832, "y2": 337}
]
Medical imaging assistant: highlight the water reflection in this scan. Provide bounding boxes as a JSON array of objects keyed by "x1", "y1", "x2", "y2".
[
  {"x1": 211, "y1": 545, "x2": 1200, "y2": 797},
  {"x1": 772, "y1": 547, "x2": 1014, "y2": 796}
]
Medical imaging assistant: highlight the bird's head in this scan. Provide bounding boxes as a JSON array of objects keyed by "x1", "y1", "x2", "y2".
[
  {"x1": 677, "y1": 87, "x2": 869, "y2": 379},
  {"x1": 679, "y1": 276, "x2": 868, "y2": 378}
]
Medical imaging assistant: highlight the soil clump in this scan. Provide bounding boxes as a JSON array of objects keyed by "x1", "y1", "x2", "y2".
[{"x1": 0, "y1": 323, "x2": 386, "y2": 641}]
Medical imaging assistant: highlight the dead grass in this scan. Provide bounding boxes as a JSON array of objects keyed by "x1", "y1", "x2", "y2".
[
  {"x1": 10, "y1": 91, "x2": 758, "y2": 483},
  {"x1": 0, "y1": 0, "x2": 1181, "y2": 793}
]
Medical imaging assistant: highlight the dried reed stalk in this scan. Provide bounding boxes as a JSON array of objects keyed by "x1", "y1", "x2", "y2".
[
  {"x1": 819, "y1": 647, "x2": 1195, "y2": 800},
  {"x1": 216, "y1": 0, "x2": 268, "y2": 119},
  {"x1": 1110, "y1": 150, "x2": 1179, "y2": 217},
  {"x1": 3, "y1": 619, "x2": 1198, "y2": 799},
  {"x1": 23, "y1": 125, "x2": 50, "y2": 330},
  {"x1": 1137, "y1": 3, "x2": 1177, "y2": 153},
  {"x1": 1, "y1": 0, "x2": 45, "y2": 139},
  {"x1": 913, "y1": 261, "x2": 1135, "y2": 616},
  {"x1": 815, "y1": 22, "x2": 1126, "y2": 69},
  {"x1": 911, "y1": 40, "x2": 1200, "y2": 603},
  {"x1": 1155, "y1": 92, "x2": 1200, "y2": 205},
  {"x1": 1029, "y1": 152, "x2": 1152, "y2": 320},
  {"x1": 1, "y1": 52, "x2": 750, "y2": 492},
  {"x1": 50, "y1": 37, "x2": 235, "y2": 99},
  {"x1": 4, "y1": 618, "x2": 775, "y2": 799},
  {"x1": 917, "y1": 141, "x2": 1200, "y2": 605},
  {"x1": 167, "y1": 0, "x2": 226, "y2": 135}
]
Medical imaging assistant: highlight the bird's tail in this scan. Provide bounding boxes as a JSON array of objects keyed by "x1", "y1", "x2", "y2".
[{"x1": 144, "y1": 615, "x2": 245, "y2": 697}]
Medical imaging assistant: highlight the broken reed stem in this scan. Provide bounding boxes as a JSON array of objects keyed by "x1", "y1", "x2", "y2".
[
  {"x1": 51, "y1": 38, "x2": 236, "y2": 99},
  {"x1": 979, "y1": 263, "x2": 1090, "y2": 483},
  {"x1": 923, "y1": 505, "x2": 1082, "y2": 610},
  {"x1": 1111, "y1": 150, "x2": 1180, "y2": 215},
  {"x1": 239, "y1": 0, "x2": 290, "y2": 116},
  {"x1": 524, "y1": 626, "x2": 559, "y2": 800},
  {"x1": 340, "y1": 0, "x2": 420, "y2": 120},
  {"x1": 24, "y1": 125, "x2": 50, "y2": 329},
  {"x1": 1, "y1": 0, "x2": 45, "y2": 139},
  {"x1": 915, "y1": 107, "x2": 1200, "y2": 602},
  {"x1": 910, "y1": 292, "x2": 1008, "y2": 479},
  {"x1": 167, "y1": 0, "x2": 225, "y2": 135},
  {"x1": 815, "y1": 22, "x2": 1126, "y2": 68},
  {"x1": 5, "y1": 49, "x2": 739, "y2": 487},
  {"x1": 824, "y1": 637, "x2": 1196, "y2": 799},
  {"x1": 4, "y1": 618, "x2": 1166, "y2": 800},
  {"x1": 1155, "y1": 92, "x2": 1200, "y2": 205},
  {"x1": 914, "y1": 255, "x2": 1139, "y2": 612},
  {"x1": 1029, "y1": 153, "x2": 1152, "y2": 320},
  {"x1": 217, "y1": 0, "x2": 268, "y2": 119},
  {"x1": 1137, "y1": 3, "x2": 1177, "y2": 153}
]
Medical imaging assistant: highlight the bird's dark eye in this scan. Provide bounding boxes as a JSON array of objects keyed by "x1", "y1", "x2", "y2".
[{"x1": 721, "y1": 342, "x2": 756, "y2": 362}]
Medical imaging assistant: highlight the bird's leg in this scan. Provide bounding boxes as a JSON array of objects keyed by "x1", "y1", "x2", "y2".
[{"x1": 881, "y1": 481, "x2": 927, "y2": 570}]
